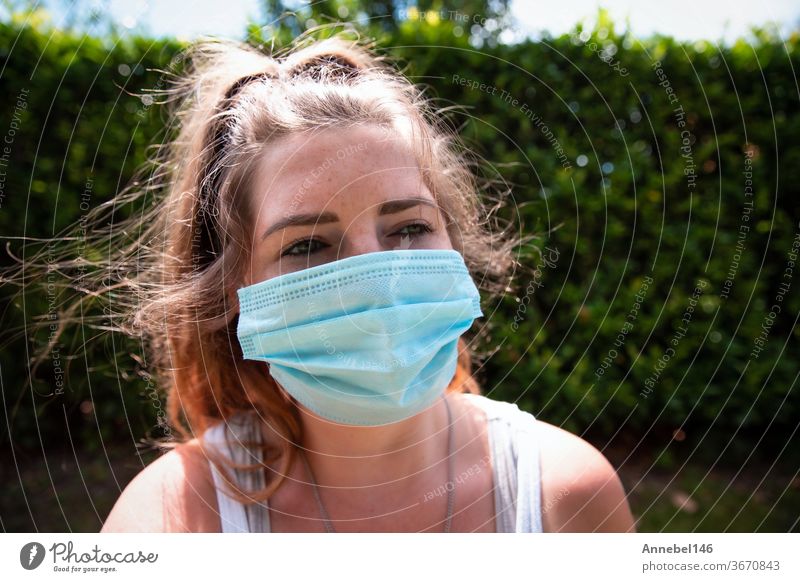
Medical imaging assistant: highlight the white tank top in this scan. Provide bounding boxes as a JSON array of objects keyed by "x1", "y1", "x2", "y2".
[{"x1": 202, "y1": 393, "x2": 544, "y2": 532}]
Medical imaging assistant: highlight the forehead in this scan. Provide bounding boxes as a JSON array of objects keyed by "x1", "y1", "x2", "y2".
[{"x1": 249, "y1": 124, "x2": 427, "y2": 215}]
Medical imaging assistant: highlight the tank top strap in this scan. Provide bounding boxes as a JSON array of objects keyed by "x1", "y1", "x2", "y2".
[
  {"x1": 202, "y1": 413, "x2": 271, "y2": 533},
  {"x1": 462, "y1": 394, "x2": 544, "y2": 533},
  {"x1": 512, "y1": 408, "x2": 544, "y2": 532}
]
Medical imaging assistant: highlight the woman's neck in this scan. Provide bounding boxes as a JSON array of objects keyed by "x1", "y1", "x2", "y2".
[{"x1": 293, "y1": 393, "x2": 452, "y2": 490}]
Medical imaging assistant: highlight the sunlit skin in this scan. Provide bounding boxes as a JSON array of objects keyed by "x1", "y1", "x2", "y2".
[
  {"x1": 244, "y1": 125, "x2": 452, "y2": 284},
  {"x1": 101, "y1": 124, "x2": 636, "y2": 533}
]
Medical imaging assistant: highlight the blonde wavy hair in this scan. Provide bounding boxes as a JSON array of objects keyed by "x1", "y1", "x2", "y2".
[{"x1": 3, "y1": 31, "x2": 525, "y2": 506}]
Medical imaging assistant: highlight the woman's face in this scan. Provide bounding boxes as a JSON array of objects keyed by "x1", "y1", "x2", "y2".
[{"x1": 244, "y1": 124, "x2": 453, "y2": 286}]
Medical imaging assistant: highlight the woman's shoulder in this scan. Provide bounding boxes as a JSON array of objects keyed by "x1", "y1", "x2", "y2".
[
  {"x1": 534, "y1": 420, "x2": 636, "y2": 532},
  {"x1": 460, "y1": 393, "x2": 635, "y2": 532},
  {"x1": 101, "y1": 437, "x2": 220, "y2": 533}
]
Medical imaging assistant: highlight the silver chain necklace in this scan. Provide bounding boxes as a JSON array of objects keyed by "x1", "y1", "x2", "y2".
[{"x1": 299, "y1": 394, "x2": 455, "y2": 533}]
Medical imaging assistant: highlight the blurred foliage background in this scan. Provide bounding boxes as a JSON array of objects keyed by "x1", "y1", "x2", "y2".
[{"x1": 1, "y1": 0, "x2": 798, "y2": 532}]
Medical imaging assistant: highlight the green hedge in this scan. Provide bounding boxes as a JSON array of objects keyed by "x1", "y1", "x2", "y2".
[{"x1": 1, "y1": 13, "x2": 798, "y2": 460}]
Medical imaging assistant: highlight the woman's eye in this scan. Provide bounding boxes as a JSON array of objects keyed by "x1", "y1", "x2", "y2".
[
  {"x1": 281, "y1": 238, "x2": 327, "y2": 257},
  {"x1": 394, "y1": 222, "x2": 433, "y2": 237}
]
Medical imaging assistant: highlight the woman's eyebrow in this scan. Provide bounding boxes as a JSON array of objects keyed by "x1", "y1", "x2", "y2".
[
  {"x1": 261, "y1": 211, "x2": 338, "y2": 241},
  {"x1": 378, "y1": 197, "x2": 437, "y2": 215},
  {"x1": 261, "y1": 197, "x2": 437, "y2": 241}
]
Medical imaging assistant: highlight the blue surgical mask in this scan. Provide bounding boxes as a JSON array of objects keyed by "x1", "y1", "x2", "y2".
[{"x1": 236, "y1": 249, "x2": 483, "y2": 426}]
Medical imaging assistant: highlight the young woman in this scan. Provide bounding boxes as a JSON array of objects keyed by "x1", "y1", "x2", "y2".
[{"x1": 44, "y1": 33, "x2": 634, "y2": 533}]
